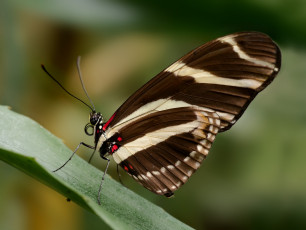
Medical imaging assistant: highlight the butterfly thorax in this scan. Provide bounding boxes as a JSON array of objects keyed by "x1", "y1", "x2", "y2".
[
  {"x1": 87, "y1": 112, "x2": 122, "y2": 158},
  {"x1": 93, "y1": 120, "x2": 104, "y2": 148},
  {"x1": 99, "y1": 133, "x2": 122, "y2": 157}
]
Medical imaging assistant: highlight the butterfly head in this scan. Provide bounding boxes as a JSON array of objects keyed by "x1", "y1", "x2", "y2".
[
  {"x1": 85, "y1": 112, "x2": 103, "y2": 136},
  {"x1": 90, "y1": 111, "x2": 102, "y2": 125}
]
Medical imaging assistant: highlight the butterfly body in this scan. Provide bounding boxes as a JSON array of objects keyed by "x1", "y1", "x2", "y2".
[{"x1": 83, "y1": 32, "x2": 281, "y2": 197}]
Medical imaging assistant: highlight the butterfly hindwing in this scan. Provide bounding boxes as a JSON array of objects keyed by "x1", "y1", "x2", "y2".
[{"x1": 110, "y1": 107, "x2": 220, "y2": 195}]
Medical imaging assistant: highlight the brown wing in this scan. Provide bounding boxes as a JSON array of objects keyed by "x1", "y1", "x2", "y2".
[
  {"x1": 107, "y1": 32, "x2": 281, "y2": 132},
  {"x1": 103, "y1": 32, "x2": 281, "y2": 196},
  {"x1": 111, "y1": 107, "x2": 220, "y2": 196}
]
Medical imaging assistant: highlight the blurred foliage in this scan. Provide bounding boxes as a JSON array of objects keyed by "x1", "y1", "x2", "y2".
[{"x1": 0, "y1": 0, "x2": 306, "y2": 229}]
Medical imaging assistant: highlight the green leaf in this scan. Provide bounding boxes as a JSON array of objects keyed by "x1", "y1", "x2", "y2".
[{"x1": 0, "y1": 105, "x2": 193, "y2": 230}]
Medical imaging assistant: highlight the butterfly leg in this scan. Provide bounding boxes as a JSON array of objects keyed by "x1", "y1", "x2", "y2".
[
  {"x1": 97, "y1": 156, "x2": 110, "y2": 205},
  {"x1": 53, "y1": 142, "x2": 95, "y2": 172},
  {"x1": 88, "y1": 149, "x2": 96, "y2": 164}
]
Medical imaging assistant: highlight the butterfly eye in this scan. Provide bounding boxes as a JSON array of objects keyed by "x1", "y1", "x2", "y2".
[
  {"x1": 90, "y1": 116, "x2": 98, "y2": 125},
  {"x1": 85, "y1": 123, "x2": 94, "y2": 136},
  {"x1": 90, "y1": 112, "x2": 102, "y2": 125}
]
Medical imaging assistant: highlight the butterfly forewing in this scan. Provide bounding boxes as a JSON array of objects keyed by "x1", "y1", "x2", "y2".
[{"x1": 100, "y1": 32, "x2": 281, "y2": 196}]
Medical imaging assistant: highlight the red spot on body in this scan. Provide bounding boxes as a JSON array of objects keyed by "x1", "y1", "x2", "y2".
[
  {"x1": 124, "y1": 165, "x2": 128, "y2": 171},
  {"x1": 129, "y1": 164, "x2": 134, "y2": 170},
  {"x1": 103, "y1": 113, "x2": 116, "y2": 131},
  {"x1": 111, "y1": 145, "x2": 118, "y2": 153},
  {"x1": 117, "y1": 136, "x2": 122, "y2": 141}
]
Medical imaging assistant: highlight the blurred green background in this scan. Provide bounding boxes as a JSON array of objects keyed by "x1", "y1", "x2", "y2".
[{"x1": 1, "y1": 0, "x2": 306, "y2": 229}]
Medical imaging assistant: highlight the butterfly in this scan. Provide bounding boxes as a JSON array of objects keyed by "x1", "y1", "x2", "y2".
[{"x1": 43, "y1": 31, "x2": 281, "y2": 204}]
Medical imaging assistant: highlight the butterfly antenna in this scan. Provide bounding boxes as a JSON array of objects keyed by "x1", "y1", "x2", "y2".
[
  {"x1": 77, "y1": 56, "x2": 96, "y2": 112},
  {"x1": 41, "y1": 64, "x2": 94, "y2": 112}
]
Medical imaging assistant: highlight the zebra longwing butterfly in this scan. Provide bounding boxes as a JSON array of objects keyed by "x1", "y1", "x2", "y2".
[{"x1": 44, "y1": 32, "x2": 281, "y2": 204}]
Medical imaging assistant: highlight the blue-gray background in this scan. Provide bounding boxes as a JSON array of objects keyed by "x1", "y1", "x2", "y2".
[{"x1": 1, "y1": 0, "x2": 306, "y2": 229}]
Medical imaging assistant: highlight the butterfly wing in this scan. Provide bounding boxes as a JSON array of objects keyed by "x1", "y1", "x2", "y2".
[
  {"x1": 110, "y1": 107, "x2": 220, "y2": 196},
  {"x1": 102, "y1": 32, "x2": 281, "y2": 195},
  {"x1": 106, "y1": 32, "x2": 281, "y2": 132}
]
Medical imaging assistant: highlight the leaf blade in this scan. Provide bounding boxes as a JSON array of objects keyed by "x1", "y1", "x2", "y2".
[{"x1": 0, "y1": 105, "x2": 193, "y2": 230}]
